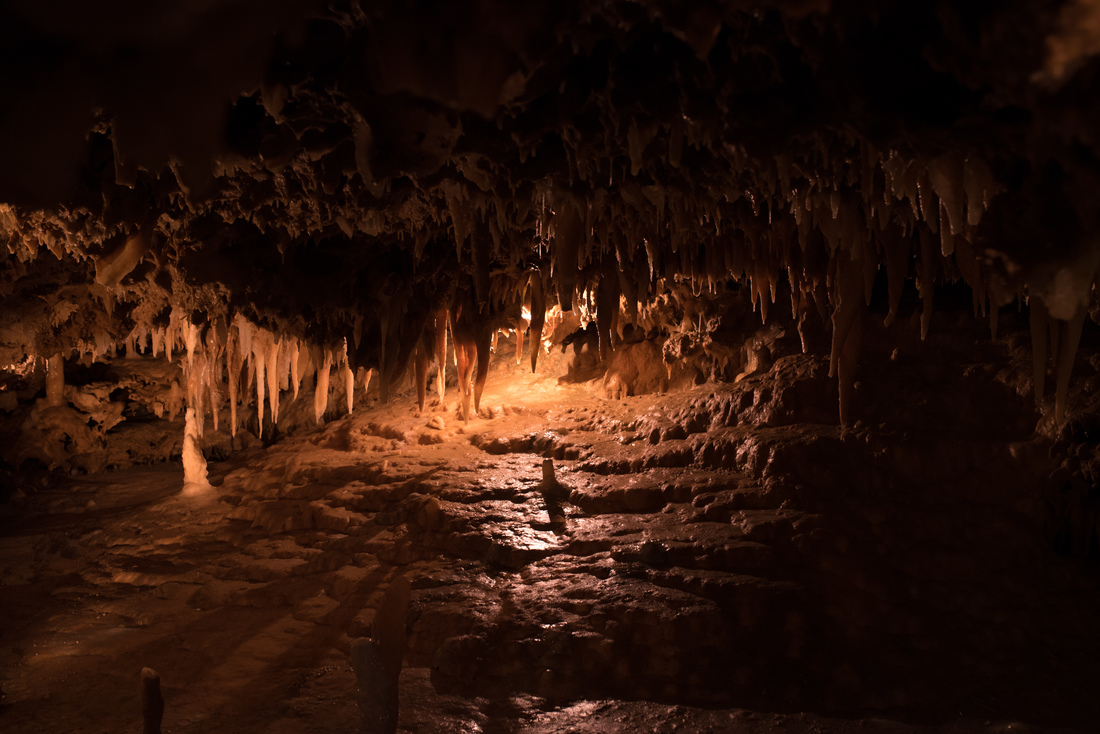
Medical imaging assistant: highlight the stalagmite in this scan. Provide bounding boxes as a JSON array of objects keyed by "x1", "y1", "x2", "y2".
[
  {"x1": 181, "y1": 408, "x2": 211, "y2": 494},
  {"x1": 415, "y1": 340, "x2": 430, "y2": 413},
  {"x1": 45, "y1": 353, "x2": 64, "y2": 407},
  {"x1": 314, "y1": 351, "x2": 332, "y2": 426}
]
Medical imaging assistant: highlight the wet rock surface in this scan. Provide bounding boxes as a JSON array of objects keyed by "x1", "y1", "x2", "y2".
[{"x1": 1, "y1": 328, "x2": 1099, "y2": 734}]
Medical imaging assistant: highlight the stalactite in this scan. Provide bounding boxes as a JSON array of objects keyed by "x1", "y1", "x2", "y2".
[
  {"x1": 830, "y1": 253, "x2": 865, "y2": 427},
  {"x1": 1055, "y1": 305, "x2": 1086, "y2": 425},
  {"x1": 289, "y1": 338, "x2": 301, "y2": 400},
  {"x1": 227, "y1": 324, "x2": 241, "y2": 438},
  {"x1": 938, "y1": 204, "x2": 954, "y2": 257},
  {"x1": 45, "y1": 353, "x2": 64, "y2": 407},
  {"x1": 264, "y1": 333, "x2": 280, "y2": 428},
  {"x1": 184, "y1": 320, "x2": 199, "y2": 367},
  {"x1": 186, "y1": 351, "x2": 207, "y2": 438},
  {"x1": 553, "y1": 194, "x2": 583, "y2": 312},
  {"x1": 296, "y1": 345, "x2": 312, "y2": 399},
  {"x1": 344, "y1": 342, "x2": 355, "y2": 416},
  {"x1": 236, "y1": 317, "x2": 256, "y2": 418},
  {"x1": 963, "y1": 155, "x2": 1000, "y2": 226},
  {"x1": 927, "y1": 153, "x2": 964, "y2": 236},
  {"x1": 434, "y1": 309, "x2": 448, "y2": 401},
  {"x1": 473, "y1": 327, "x2": 492, "y2": 416},
  {"x1": 917, "y1": 170, "x2": 937, "y2": 234},
  {"x1": 882, "y1": 232, "x2": 910, "y2": 327},
  {"x1": 918, "y1": 229, "x2": 936, "y2": 340},
  {"x1": 472, "y1": 222, "x2": 491, "y2": 309},
  {"x1": 529, "y1": 272, "x2": 546, "y2": 373},
  {"x1": 277, "y1": 338, "x2": 293, "y2": 393},
  {"x1": 253, "y1": 333, "x2": 268, "y2": 438},
  {"x1": 1030, "y1": 297, "x2": 1049, "y2": 413},
  {"x1": 415, "y1": 339, "x2": 429, "y2": 413},
  {"x1": 314, "y1": 350, "x2": 332, "y2": 426}
]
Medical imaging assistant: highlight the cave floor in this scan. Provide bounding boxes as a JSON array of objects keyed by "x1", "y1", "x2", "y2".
[{"x1": 2, "y1": 345, "x2": 1099, "y2": 733}]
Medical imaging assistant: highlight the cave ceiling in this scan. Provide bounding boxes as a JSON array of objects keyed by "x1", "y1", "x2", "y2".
[{"x1": 2, "y1": 0, "x2": 1100, "y2": 398}]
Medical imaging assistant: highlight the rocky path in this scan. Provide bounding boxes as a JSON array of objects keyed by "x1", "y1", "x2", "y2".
[{"x1": 1, "y1": 349, "x2": 1098, "y2": 733}]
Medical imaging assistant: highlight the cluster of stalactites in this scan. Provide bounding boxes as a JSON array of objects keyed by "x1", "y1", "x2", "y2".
[
  {"x1": 441, "y1": 142, "x2": 1093, "y2": 425},
  {"x1": 440, "y1": 146, "x2": 1007, "y2": 332},
  {"x1": 123, "y1": 309, "x2": 372, "y2": 439}
]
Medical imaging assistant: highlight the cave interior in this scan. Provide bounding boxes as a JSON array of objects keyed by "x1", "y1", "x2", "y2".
[{"x1": 2, "y1": 1, "x2": 1100, "y2": 732}]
